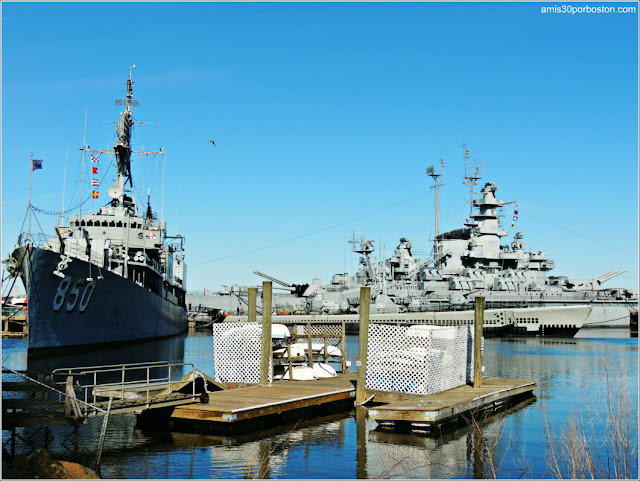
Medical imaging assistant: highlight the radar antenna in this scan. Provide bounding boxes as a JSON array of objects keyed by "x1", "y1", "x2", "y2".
[
  {"x1": 82, "y1": 66, "x2": 162, "y2": 216},
  {"x1": 462, "y1": 143, "x2": 481, "y2": 216},
  {"x1": 427, "y1": 158, "x2": 445, "y2": 260}
]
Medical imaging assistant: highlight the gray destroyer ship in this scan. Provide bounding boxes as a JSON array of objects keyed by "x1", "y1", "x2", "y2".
[{"x1": 3, "y1": 68, "x2": 188, "y2": 353}]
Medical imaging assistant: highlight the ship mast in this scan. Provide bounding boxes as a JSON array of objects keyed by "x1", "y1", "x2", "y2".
[
  {"x1": 81, "y1": 66, "x2": 163, "y2": 214},
  {"x1": 462, "y1": 143, "x2": 481, "y2": 217},
  {"x1": 427, "y1": 159, "x2": 445, "y2": 261},
  {"x1": 112, "y1": 64, "x2": 139, "y2": 214}
]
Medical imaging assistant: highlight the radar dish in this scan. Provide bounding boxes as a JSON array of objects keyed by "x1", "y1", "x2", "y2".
[
  {"x1": 114, "y1": 98, "x2": 141, "y2": 107},
  {"x1": 107, "y1": 184, "x2": 124, "y2": 199}
]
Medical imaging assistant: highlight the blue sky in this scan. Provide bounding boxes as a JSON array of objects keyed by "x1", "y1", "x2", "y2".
[{"x1": 2, "y1": 2, "x2": 638, "y2": 293}]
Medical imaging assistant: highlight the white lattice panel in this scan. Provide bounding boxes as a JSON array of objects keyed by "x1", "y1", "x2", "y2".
[
  {"x1": 293, "y1": 323, "x2": 343, "y2": 349},
  {"x1": 212, "y1": 322, "x2": 272, "y2": 384},
  {"x1": 366, "y1": 324, "x2": 473, "y2": 395}
]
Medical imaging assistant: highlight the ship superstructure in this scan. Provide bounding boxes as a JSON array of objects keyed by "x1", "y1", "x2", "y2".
[
  {"x1": 348, "y1": 154, "x2": 637, "y2": 329},
  {"x1": 4, "y1": 67, "x2": 187, "y2": 352}
]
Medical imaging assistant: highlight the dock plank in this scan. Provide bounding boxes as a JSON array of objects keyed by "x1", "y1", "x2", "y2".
[
  {"x1": 368, "y1": 377, "x2": 536, "y2": 425},
  {"x1": 170, "y1": 373, "x2": 356, "y2": 423}
]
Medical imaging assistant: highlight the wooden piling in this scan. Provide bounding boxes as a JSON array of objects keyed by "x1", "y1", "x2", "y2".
[
  {"x1": 355, "y1": 405, "x2": 368, "y2": 479},
  {"x1": 474, "y1": 296, "x2": 484, "y2": 388},
  {"x1": 355, "y1": 287, "x2": 371, "y2": 405},
  {"x1": 341, "y1": 322, "x2": 347, "y2": 374},
  {"x1": 248, "y1": 288, "x2": 257, "y2": 322},
  {"x1": 306, "y1": 322, "x2": 314, "y2": 367},
  {"x1": 259, "y1": 282, "x2": 272, "y2": 385}
]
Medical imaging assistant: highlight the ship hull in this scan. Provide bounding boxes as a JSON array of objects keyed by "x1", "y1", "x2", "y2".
[
  {"x1": 475, "y1": 294, "x2": 635, "y2": 328},
  {"x1": 14, "y1": 245, "x2": 187, "y2": 353},
  {"x1": 223, "y1": 304, "x2": 590, "y2": 338}
]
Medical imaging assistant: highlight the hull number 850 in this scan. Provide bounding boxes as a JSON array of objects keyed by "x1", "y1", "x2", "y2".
[{"x1": 53, "y1": 275, "x2": 96, "y2": 312}]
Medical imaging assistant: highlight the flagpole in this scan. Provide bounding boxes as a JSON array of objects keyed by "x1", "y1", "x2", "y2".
[
  {"x1": 28, "y1": 152, "x2": 33, "y2": 240},
  {"x1": 61, "y1": 148, "x2": 68, "y2": 226}
]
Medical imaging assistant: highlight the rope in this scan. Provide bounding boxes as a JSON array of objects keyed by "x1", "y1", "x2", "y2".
[
  {"x1": 521, "y1": 209, "x2": 634, "y2": 256},
  {"x1": 31, "y1": 158, "x2": 113, "y2": 216},
  {"x1": 31, "y1": 194, "x2": 92, "y2": 216},
  {"x1": 192, "y1": 190, "x2": 431, "y2": 267},
  {"x1": 583, "y1": 314, "x2": 633, "y2": 326},
  {"x1": 1, "y1": 366, "x2": 108, "y2": 414}
]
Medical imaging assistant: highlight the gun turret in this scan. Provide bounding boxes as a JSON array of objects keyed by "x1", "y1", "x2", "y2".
[
  {"x1": 563, "y1": 270, "x2": 627, "y2": 290},
  {"x1": 254, "y1": 270, "x2": 293, "y2": 287},
  {"x1": 253, "y1": 270, "x2": 309, "y2": 297},
  {"x1": 593, "y1": 270, "x2": 626, "y2": 285}
]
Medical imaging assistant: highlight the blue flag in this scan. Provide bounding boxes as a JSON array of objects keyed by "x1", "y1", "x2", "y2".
[{"x1": 32, "y1": 158, "x2": 43, "y2": 170}]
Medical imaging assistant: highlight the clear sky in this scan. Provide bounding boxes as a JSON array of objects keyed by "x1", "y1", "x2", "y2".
[{"x1": 2, "y1": 1, "x2": 638, "y2": 294}]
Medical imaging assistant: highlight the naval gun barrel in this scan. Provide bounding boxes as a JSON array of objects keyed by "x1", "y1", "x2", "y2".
[
  {"x1": 253, "y1": 270, "x2": 310, "y2": 297},
  {"x1": 253, "y1": 270, "x2": 294, "y2": 288},
  {"x1": 594, "y1": 270, "x2": 627, "y2": 285}
]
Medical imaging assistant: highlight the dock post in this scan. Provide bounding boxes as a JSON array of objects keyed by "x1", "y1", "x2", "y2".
[
  {"x1": 355, "y1": 287, "x2": 371, "y2": 405},
  {"x1": 260, "y1": 282, "x2": 272, "y2": 385},
  {"x1": 355, "y1": 405, "x2": 368, "y2": 479},
  {"x1": 341, "y1": 321, "x2": 347, "y2": 373},
  {"x1": 248, "y1": 288, "x2": 257, "y2": 322},
  {"x1": 306, "y1": 322, "x2": 314, "y2": 367},
  {"x1": 474, "y1": 296, "x2": 484, "y2": 388}
]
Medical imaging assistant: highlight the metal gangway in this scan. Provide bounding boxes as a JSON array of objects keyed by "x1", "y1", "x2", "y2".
[{"x1": 51, "y1": 361, "x2": 212, "y2": 416}]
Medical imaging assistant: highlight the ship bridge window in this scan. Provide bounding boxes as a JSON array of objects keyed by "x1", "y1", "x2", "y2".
[
  {"x1": 80, "y1": 220, "x2": 86, "y2": 226},
  {"x1": 116, "y1": 221, "x2": 123, "y2": 228},
  {"x1": 87, "y1": 220, "x2": 94, "y2": 226},
  {"x1": 102, "y1": 221, "x2": 108, "y2": 227},
  {"x1": 109, "y1": 221, "x2": 115, "y2": 227}
]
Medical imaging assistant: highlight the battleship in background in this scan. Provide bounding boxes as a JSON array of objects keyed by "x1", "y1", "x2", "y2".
[
  {"x1": 188, "y1": 152, "x2": 637, "y2": 336},
  {"x1": 3, "y1": 67, "x2": 188, "y2": 354}
]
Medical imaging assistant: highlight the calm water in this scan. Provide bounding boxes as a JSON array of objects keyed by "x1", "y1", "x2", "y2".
[{"x1": 2, "y1": 328, "x2": 637, "y2": 479}]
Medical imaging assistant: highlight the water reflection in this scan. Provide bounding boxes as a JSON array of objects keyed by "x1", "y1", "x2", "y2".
[
  {"x1": 2, "y1": 328, "x2": 637, "y2": 479},
  {"x1": 367, "y1": 397, "x2": 537, "y2": 478},
  {"x1": 100, "y1": 411, "x2": 354, "y2": 479},
  {"x1": 24, "y1": 332, "x2": 188, "y2": 374}
]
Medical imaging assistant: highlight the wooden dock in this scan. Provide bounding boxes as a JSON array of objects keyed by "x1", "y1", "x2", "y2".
[
  {"x1": 2, "y1": 313, "x2": 27, "y2": 338},
  {"x1": 136, "y1": 372, "x2": 535, "y2": 436},
  {"x1": 137, "y1": 295, "x2": 537, "y2": 434},
  {"x1": 366, "y1": 377, "x2": 536, "y2": 430},
  {"x1": 142, "y1": 373, "x2": 357, "y2": 431}
]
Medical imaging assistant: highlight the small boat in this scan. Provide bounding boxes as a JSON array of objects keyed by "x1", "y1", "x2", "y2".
[
  {"x1": 275, "y1": 365, "x2": 316, "y2": 381},
  {"x1": 273, "y1": 363, "x2": 337, "y2": 381},
  {"x1": 271, "y1": 324, "x2": 291, "y2": 339},
  {"x1": 273, "y1": 342, "x2": 342, "y2": 358},
  {"x1": 312, "y1": 363, "x2": 337, "y2": 378}
]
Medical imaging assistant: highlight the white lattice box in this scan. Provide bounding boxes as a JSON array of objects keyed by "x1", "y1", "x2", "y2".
[
  {"x1": 212, "y1": 323, "x2": 272, "y2": 384},
  {"x1": 365, "y1": 324, "x2": 473, "y2": 395}
]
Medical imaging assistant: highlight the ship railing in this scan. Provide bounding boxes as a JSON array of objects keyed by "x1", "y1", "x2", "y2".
[
  {"x1": 51, "y1": 361, "x2": 197, "y2": 408},
  {"x1": 37, "y1": 234, "x2": 109, "y2": 269},
  {"x1": 16, "y1": 232, "x2": 50, "y2": 249},
  {"x1": 59, "y1": 242, "x2": 107, "y2": 267}
]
